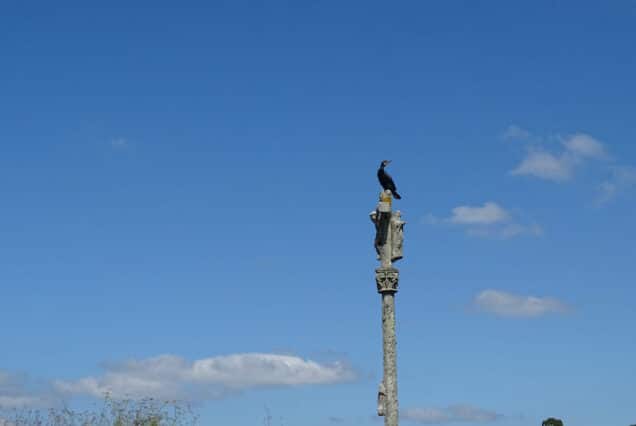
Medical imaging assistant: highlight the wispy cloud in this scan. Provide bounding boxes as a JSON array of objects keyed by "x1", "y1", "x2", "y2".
[
  {"x1": 402, "y1": 404, "x2": 502, "y2": 424},
  {"x1": 506, "y1": 126, "x2": 636, "y2": 203},
  {"x1": 448, "y1": 202, "x2": 510, "y2": 225},
  {"x1": 0, "y1": 370, "x2": 57, "y2": 409},
  {"x1": 465, "y1": 223, "x2": 543, "y2": 239},
  {"x1": 2, "y1": 353, "x2": 356, "y2": 408},
  {"x1": 563, "y1": 133, "x2": 607, "y2": 160},
  {"x1": 597, "y1": 165, "x2": 636, "y2": 204},
  {"x1": 471, "y1": 290, "x2": 570, "y2": 318},
  {"x1": 511, "y1": 148, "x2": 573, "y2": 182},
  {"x1": 502, "y1": 125, "x2": 533, "y2": 142},
  {"x1": 424, "y1": 203, "x2": 542, "y2": 239},
  {"x1": 54, "y1": 353, "x2": 356, "y2": 401},
  {"x1": 510, "y1": 132, "x2": 608, "y2": 182},
  {"x1": 110, "y1": 138, "x2": 128, "y2": 149}
]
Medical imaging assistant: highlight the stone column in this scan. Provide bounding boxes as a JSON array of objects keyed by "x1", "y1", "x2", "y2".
[
  {"x1": 371, "y1": 190, "x2": 403, "y2": 426},
  {"x1": 376, "y1": 267, "x2": 399, "y2": 426}
]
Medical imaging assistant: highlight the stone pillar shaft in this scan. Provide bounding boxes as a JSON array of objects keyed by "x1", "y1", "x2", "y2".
[
  {"x1": 372, "y1": 190, "x2": 403, "y2": 426},
  {"x1": 382, "y1": 292, "x2": 398, "y2": 426},
  {"x1": 375, "y1": 266, "x2": 399, "y2": 426}
]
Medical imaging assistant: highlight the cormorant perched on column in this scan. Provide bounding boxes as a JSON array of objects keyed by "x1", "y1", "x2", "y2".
[{"x1": 377, "y1": 160, "x2": 402, "y2": 199}]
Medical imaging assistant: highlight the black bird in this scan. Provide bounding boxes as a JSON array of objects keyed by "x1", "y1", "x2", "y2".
[{"x1": 377, "y1": 160, "x2": 402, "y2": 199}]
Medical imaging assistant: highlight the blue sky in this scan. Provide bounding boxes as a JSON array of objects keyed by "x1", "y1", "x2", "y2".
[{"x1": 1, "y1": 1, "x2": 635, "y2": 425}]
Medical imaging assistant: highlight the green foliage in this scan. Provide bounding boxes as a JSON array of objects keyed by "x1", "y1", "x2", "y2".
[
  {"x1": 0, "y1": 394, "x2": 198, "y2": 426},
  {"x1": 542, "y1": 418, "x2": 564, "y2": 426}
]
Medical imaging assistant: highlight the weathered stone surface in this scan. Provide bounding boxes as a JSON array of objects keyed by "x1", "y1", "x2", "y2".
[
  {"x1": 371, "y1": 191, "x2": 405, "y2": 267},
  {"x1": 390, "y1": 211, "x2": 405, "y2": 262},
  {"x1": 377, "y1": 381, "x2": 386, "y2": 416},
  {"x1": 382, "y1": 292, "x2": 399, "y2": 426},
  {"x1": 375, "y1": 267, "x2": 399, "y2": 294},
  {"x1": 371, "y1": 190, "x2": 402, "y2": 426}
]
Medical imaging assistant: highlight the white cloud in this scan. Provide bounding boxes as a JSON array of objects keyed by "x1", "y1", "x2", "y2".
[
  {"x1": 403, "y1": 404, "x2": 502, "y2": 424},
  {"x1": 3, "y1": 353, "x2": 356, "y2": 408},
  {"x1": 511, "y1": 149, "x2": 573, "y2": 182},
  {"x1": 449, "y1": 202, "x2": 510, "y2": 225},
  {"x1": 424, "y1": 203, "x2": 541, "y2": 239},
  {"x1": 54, "y1": 353, "x2": 356, "y2": 401},
  {"x1": 563, "y1": 133, "x2": 607, "y2": 159},
  {"x1": 471, "y1": 290, "x2": 570, "y2": 318},
  {"x1": 510, "y1": 130, "x2": 609, "y2": 182},
  {"x1": 509, "y1": 127, "x2": 636, "y2": 203}
]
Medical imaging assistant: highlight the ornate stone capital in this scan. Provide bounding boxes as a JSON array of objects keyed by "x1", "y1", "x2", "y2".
[{"x1": 375, "y1": 267, "x2": 399, "y2": 294}]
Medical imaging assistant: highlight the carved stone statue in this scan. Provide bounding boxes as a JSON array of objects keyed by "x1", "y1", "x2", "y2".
[
  {"x1": 377, "y1": 380, "x2": 386, "y2": 416},
  {"x1": 370, "y1": 192, "x2": 405, "y2": 264},
  {"x1": 390, "y1": 211, "x2": 405, "y2": 262},
  {"x1": 369, "y1": 210, "x2": 386, "y2": 259}
]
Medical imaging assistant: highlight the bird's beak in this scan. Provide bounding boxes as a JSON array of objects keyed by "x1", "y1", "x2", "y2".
[{"x1": 387, "y1": 160, "x2": 392, "y2": 164}]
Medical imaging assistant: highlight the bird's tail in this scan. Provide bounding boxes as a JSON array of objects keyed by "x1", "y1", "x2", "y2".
[{"x1": 392, "y1": 191, "x2": 402, "y2": 200}]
